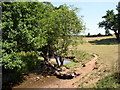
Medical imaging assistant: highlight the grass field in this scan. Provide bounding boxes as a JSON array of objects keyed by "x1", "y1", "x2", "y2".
[
  {"x1": 76, "y1": 35, "x2": 119, "y2": 88},
  {"x1": 63, "y1": 35, "x2": 119, "y2": 88},
  {"x1": 77, "y1": 35, "x2": 118, "y2": 68}
]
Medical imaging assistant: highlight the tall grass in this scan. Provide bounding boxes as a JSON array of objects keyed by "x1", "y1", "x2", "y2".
[
  {"x1": 95, "y1": 73, "x2": 120, "y2": 88},
  {"x1": 64, "y1": 50, "x2": 92, "y2": 71}
]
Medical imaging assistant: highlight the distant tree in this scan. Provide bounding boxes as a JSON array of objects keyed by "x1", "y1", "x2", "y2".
[
  {"x1": 98, "y1": 10, "x2": 119, "y2": 40},
  {"x1": 88, "y1": 33, "x2": 90, "y2": 36},
  {"x1": 97, "y1": 33, "x2": 102, "y2": 36}
]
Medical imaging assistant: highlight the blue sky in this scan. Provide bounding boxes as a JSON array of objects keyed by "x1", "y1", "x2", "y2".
[{"x1": 39, "y1": 0, "x2": 119, "y2": 35}]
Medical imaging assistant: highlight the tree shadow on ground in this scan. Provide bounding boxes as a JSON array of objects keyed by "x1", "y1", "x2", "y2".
[
  {"x1": 2, "y1": 61, "x2": 56, "y2": 90},
  {"x1": 88, "y1": 38, "x2": 118, "y2": 45}
]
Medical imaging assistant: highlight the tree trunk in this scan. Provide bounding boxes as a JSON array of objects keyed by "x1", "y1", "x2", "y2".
[
  {"x1": 114, "y1": 30, "x2": 119, "y2": 40},
  {"x1": 59, "y1": 56, "x2": 64, "y2": 66},
  {"x1": 41, "y1": 53, "x2": 58, "y2": 70},
  {"x1": 55, "y1": 56, "x2": 60, "y2": 67},
  {"x1": 118, "y1": 29, "x2": 120, "y2": 43}
]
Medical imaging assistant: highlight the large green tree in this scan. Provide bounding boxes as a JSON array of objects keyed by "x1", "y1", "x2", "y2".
[
  {"x1": 98, "y1": 9, "x2": 119, "y2": 40},
  {"x1": 2, "y1": 2, "x2": 48, "y2": 71},
  {"x1": 2, "y1": 1, "x2": 85, "y2": 72},
  {"x1": 39, "y1": 4, "x2": 85, "y2": 67}
]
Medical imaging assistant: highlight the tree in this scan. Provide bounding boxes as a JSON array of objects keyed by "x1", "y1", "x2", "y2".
[
  {"x1": 2, "y1": 1, "x2": 85, "y2": 72},
  {"x1": 105, "y1": 29, "x2": 110, "y2": 35},
  {"x1": 97, "y1": 33, "x2": 102, "y2": 36},
  {"x1": 88, "y1": 33, "x2": 90, "y2": 36},
  {"x1": 2, "y1": 2, "x2": 48, "y2": 71},
  {"x1": 98, "y1": 10, "x2": 119, "y2": 40},
  {"x1": 40, "y1": 4, "x2": 85, "y2": 67}
]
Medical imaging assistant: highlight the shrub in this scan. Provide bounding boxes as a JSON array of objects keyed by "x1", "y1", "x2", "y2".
[
  {"x1": 16, "y1": 51, "x2": 39, "y2": 73},
  {"x1": 2, "y1": 51, "x2": 39, "y2": 73}
]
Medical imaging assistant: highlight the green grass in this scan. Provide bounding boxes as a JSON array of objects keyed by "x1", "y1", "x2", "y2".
[
  {"x1": 64, "y1": 50, "x2": 92, "y2": 71},
  {"x1": 89, "y1": 37, "x2": 118, "y2": 45},
  {"x1": 94, "y1": 73, "x2": 120, "y2": 88},
  {"x1": 73, "y1": 50, "x2": 92, "y2": 63},
  {"x1": 64, "y1": 36, "x2": 119, "y2": 88},
  {"x1": 77, "y1": 36, "x2": 118, "y2": 68},
  {"x1": 76, "y1": 36, "x2": 119, "y2": 88},
  {"x1": 63, "y1": 62, "x2": 80, "y2": 71},
  {"x1": 82, "y1": 72, "x2": 120, "y2": 88}
]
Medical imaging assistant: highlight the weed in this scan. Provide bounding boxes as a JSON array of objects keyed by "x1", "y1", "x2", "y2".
[{"x1": 95, "y1": 73, "x2": 119, "y2": 88}]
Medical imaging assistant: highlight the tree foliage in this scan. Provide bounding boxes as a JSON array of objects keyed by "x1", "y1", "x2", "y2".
[
  {"x1": 2, "y1": 2, "x2": 47, "y2": 71},
  {"x1": 2, "y1": 2, "x2": 85, "y2": 72},
  {"x1": 98, "y1": 9, "x2": 119, "y2": 40}
]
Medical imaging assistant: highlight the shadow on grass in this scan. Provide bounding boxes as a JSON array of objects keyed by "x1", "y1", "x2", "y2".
[{"x1": 88, "y1": 38, "x2": 118, "y2": 45}]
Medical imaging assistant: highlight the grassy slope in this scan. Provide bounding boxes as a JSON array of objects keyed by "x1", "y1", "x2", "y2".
[
  {"x1": 77, "y1": 35, "x2": 118, "y2": 68},
  {"x1": 63, "y1": 50, "x2": 93, "y2": 72},
  {"x1": 77, "y1": 35, "x2": 119, "y2": 88}
]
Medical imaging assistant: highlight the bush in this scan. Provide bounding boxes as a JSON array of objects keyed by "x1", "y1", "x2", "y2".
[
  {"x1": 2, "y1": 51, "x2": 39, "y2": 73},
  {"x1": 2, "y1": 52, "x2": 23, "y2": 72},
  {"x1": 16, "y1": 51, "x2": 39, "y2": 73}
]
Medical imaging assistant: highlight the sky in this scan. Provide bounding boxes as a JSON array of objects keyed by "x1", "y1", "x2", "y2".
[{"x1": 38, "y1": 0, "x2": 120, "y2": 35}]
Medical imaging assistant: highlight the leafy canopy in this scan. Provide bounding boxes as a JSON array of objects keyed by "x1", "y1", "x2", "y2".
[{"x1": 2, "y1": 2, "x2": 85, "y2": 71}]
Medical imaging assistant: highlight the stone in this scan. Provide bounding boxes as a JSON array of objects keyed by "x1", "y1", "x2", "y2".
[
  {"x1": 47, "y1": 76, "x2": 50, "y2": 78},
  {"x1": 82, "y1": 64, "x2": 86, "y2": 67},
  {"x1": 93, "y1": 66, "x2": 98, "y2": 70},
  {"x1": 36, "y1": 76, "x2": 40, "y2": 79},
  {"x1": 60, "y1": 67, "x2": 66, "y2": 71},
  {"x1": 56, "y1": 71, "x2": 76, "y2": 79},
  {"x1": 54, "y1": 71, "x2": 60, "y2": 76}
]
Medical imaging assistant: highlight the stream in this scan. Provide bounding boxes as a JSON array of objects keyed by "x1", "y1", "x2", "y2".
[{"x1": 49, "y1": 56, "x2": 72, "y2": 65}]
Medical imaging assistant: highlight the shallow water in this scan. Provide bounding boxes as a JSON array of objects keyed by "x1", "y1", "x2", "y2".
[
  {"x1": 48, "y1": 56, "x2": 72, "y2": 65},
  {"x1": 63, "y1": 60, "x2": 71, "y2": 64},
  {"x1": 54, "y1": 59, "x2": 72, "y2": 65}
]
